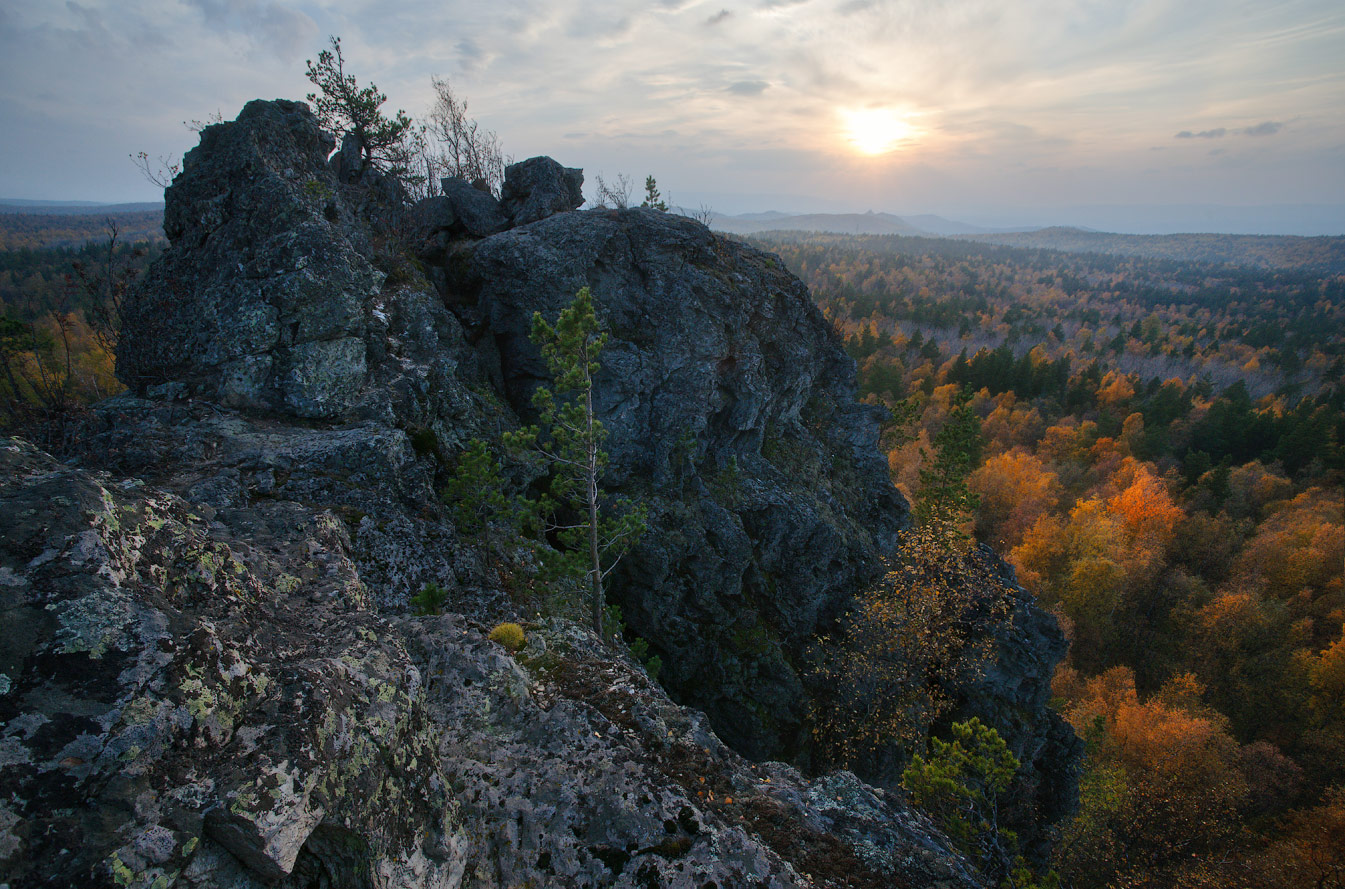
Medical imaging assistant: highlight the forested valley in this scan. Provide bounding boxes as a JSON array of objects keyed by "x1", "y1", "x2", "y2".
[{"x1": 756, "y1": 231, "x2": 1345, "y2": 888}]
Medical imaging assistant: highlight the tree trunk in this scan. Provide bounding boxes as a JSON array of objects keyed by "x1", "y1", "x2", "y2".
[{"x1": 585, "y1": 364, "x2": 604, "y2": 640}]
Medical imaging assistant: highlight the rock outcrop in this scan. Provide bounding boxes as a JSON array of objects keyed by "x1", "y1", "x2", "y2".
[
  {"x1": 498, "y1": 156, "x2": 585, "y2": 225},
  {"x1": 1, "y1": 99, "x2": 1077, "y2": 886},
  {"x1": 0, "y1": 437, "x2": 981, "y2": 888},
  {"x1": 453, "y1": 208, "x2": 905, "y2": 758},
  {"x1": 117, "y1": 99, "x2": 376, "y2": 418}
]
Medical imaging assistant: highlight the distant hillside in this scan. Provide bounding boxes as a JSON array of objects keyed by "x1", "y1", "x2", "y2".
[
  {"x1": 899, "y1": 214, "x2": 999, "y2": 235},
  {"x1": 711, "y1": 211, "x2": 929, "y2": 236},
  {"x1": 959, "y1": 226, "x2": 1345, "y2": 272},
  {"x1": 0, "y1": 200, "x2": 164, "y2": 216},
  {"x1": 0, "y1": 207, "x2": 164, "y2": 250}
]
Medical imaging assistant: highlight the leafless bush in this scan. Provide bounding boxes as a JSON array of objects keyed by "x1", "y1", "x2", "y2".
[
  {"x1": 130, "y1": 152, "x2": 181, "y2": 190},
  {"x1": 591, "y1": 173, "x2": 634, "y2": 209},
  {"x1": 424, "y1": 76, "x2": 508, "y2": 197}
]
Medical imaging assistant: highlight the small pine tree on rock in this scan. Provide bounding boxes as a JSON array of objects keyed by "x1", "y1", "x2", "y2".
[
  {"x1": 642, "y1": 176, "x2": 668, "y2": 211},
  {"x1": 504, "y1": 287, "x2": 647, "y2": 639},
  {"x1": 305, "y1": 35, "x2": 413, "y2": 172}
]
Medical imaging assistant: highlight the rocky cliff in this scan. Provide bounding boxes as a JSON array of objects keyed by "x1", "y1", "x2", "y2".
[{"x1": 0, "y1": 100, "x2": 1076, "y2": 887}]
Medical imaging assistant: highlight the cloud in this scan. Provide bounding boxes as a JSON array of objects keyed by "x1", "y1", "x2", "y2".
[
  {"x1": 727, "y1": 80, "x2": 770, "y2": 96},
  {"x1": 184, "y1": 0, "x2": 317, "y2": 59},
  {"x1": 1176, "y1": 121, "x2": 1286, "y2": 140},
  {"x1": 705, "y1": 9, "x2": 732, "y2": 26},
  {"x1": 454, "y1": 37, "x2": 487, "y2": 74},
  {"x1": 1242, "y1": 120, "x2": 1284, "y2": 136}
]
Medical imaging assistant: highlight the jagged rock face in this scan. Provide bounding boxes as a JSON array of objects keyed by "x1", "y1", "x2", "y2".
[
  {"x1": 118, "y1": 99, "x2": 376, "y2": 418},
  {"x1": 20, "y1": 99, "x2": 1081, "y2": 884},
  {"x1": 944, "y1": 547, "x2": 1083, "y2": 860},
  {"x1": 0, "y1": 437, "x2": 983, "y2": 888},
  {"x1": 118, "y1": 100, "x2": 494, "y2": 457},
  {"x1": 453, "y1": 208, "x2": 908, "y2": 758}
]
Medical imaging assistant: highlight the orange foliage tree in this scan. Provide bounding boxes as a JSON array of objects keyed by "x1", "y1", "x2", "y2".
[{"x1": 970, "y1": 449, "x2": 1063, "y2": 552}]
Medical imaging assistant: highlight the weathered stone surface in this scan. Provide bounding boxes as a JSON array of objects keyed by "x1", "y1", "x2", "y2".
[
  {"x1": 330, "y1": 132, "x2": 364, "y2": 184},
  {"x1": 10, "y1": 98, "x2": 1080, "y2": 886},
  {"x1": 499, "y1": 156, "x2": 584, "y2": 225},
  {"x1": 945, "y1": 547, "x2": 1083, "y2": 859},
  {"x1": 0, "y1": 436, "x2": 983, "y2": 888},
  {"x1": 117, "y1": 100, "x2": 495, "y2": 443},
  {"x1": 75, "y1": 396, "x2": 492, "y2": 612},
  {"x1": 412, "y1": 195, "x2": 456, "y2": 233},
  {"x1": 118, "y1": 100, "x2": 376, "y2": 418},
  {"x1": 453, "y1": 207, "x2": 907, "y2": 759},
  {"x1": 437, "y1": 177, "x2": 509, "y2": 238}
]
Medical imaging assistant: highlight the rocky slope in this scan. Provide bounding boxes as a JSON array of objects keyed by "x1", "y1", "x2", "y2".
[
  {"x1": 1, "y1": 99, "x2": 1076, "y2": 887},
  {"x1": 0, "y1": 437, "x2": 978, "y2": 888}
]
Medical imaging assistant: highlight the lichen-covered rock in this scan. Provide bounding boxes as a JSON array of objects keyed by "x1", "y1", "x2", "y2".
[
  {"x1": 74, "y1": 396, "x2": 492, "y2": 612},
  {"x1": 116, "y1": 101, "x2": 490, "y2": 435},
  {"x1": 499, "y1": 156, "x2": 585, "y2": 225},
  {"x1": 452, "y1": 207, "x2": 908, "y2": 759},
  {"x1": 0, "y1": 437, "x2": 982, "y2": 888},
  {"x1": 0, "y1": 438, "x2": 453, "y2": 888},
  {"x1": 118, "y1": 100, "x2": 376, "y2": 418}
]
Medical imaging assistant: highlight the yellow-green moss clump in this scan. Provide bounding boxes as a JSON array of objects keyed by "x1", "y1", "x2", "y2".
[{"x1": 488, "y1": 623, "x2": 525, "y2": 652}]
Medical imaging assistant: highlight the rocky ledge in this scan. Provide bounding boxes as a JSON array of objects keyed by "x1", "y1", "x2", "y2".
[
  {"x1": 0, "y1": 438, "x2": 980, "y2": 888},
  {"x1": 0, "y1": 99, "x2": 1076, "y2": 887}
]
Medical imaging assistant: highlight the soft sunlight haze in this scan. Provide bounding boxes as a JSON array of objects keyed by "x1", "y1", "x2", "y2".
[{"x1": 1, "y1": 0, "x2": 1342, "y2": 232}]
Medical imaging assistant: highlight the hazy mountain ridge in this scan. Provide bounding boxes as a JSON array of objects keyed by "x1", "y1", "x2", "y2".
[
  {"x1": 710, "y1": 210, "x2": 930, "y2": 236},
  {"x1": 0, "y1": 199, "x2": 165, "y2": 215},
  {"x1": 958, "y1": 226, "x2": 1345, "y2": 273}
]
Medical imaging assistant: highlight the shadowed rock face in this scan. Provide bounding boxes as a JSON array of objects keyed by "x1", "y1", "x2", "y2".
[
  {"x1": 453, "y1": 208, "x2": 907, "y2": 758},
  {"x1": 118, "y1": 100, "x2": 376, "y2": 418},
  {"x1": 1, "y1": 99, "x2": 1077, "y2": 885}
]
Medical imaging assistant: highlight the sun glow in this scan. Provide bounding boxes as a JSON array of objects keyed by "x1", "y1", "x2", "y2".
[{"x1": 841, "y1": 108, "x2": 919, "y2": 156}]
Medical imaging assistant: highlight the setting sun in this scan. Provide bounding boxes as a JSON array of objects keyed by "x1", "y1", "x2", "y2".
[{"x1": 841, "y1": 108, "x2": 919, "y2": 155}]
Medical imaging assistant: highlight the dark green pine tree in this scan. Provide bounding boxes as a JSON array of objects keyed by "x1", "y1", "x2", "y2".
[
  {"x1": 915, "y1": 387, "x2": 983, "y2": 546},
  {"x1": 505, "y1": 287, "x2": 647, "y2": 639},
  {"x1": 305, "y1": 36, "x2": 413, "y2": 171}
]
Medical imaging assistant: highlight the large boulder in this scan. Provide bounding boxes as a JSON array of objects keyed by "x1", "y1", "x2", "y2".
[
  {"x1": 499, "y1": 156, "x2": 585, "y2": 225},
  {"x1": 452, "y1": 207, "x2": 908, "y2": 758},
  {"x1": 118, "y1": 100, "x2": 376, "y2": 418},
  {"x1": 437, "y1": 177, "x2": 509, "y2": 238}
]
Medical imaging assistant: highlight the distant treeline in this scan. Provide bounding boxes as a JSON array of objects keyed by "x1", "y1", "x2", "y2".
[
  {"x1": 958, "y1": 226, "x2": 1345, "y2": 274},
  {"x1": 0, "y1": 209, "x2": 165, "y2": 250}
]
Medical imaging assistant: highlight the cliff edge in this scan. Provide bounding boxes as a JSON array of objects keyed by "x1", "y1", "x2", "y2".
[{"x1": 0, "y1": 99, "x2": 1076, "y2": 888}]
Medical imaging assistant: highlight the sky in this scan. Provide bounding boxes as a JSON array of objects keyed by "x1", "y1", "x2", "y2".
[{"x1": 2, "y1": 0, "x2": 1343, "y2": 232}]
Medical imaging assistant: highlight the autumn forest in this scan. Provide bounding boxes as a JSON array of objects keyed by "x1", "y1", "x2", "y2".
[{"x1": 757, "y1": 231, "x2": 1344, "y2": 888}]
